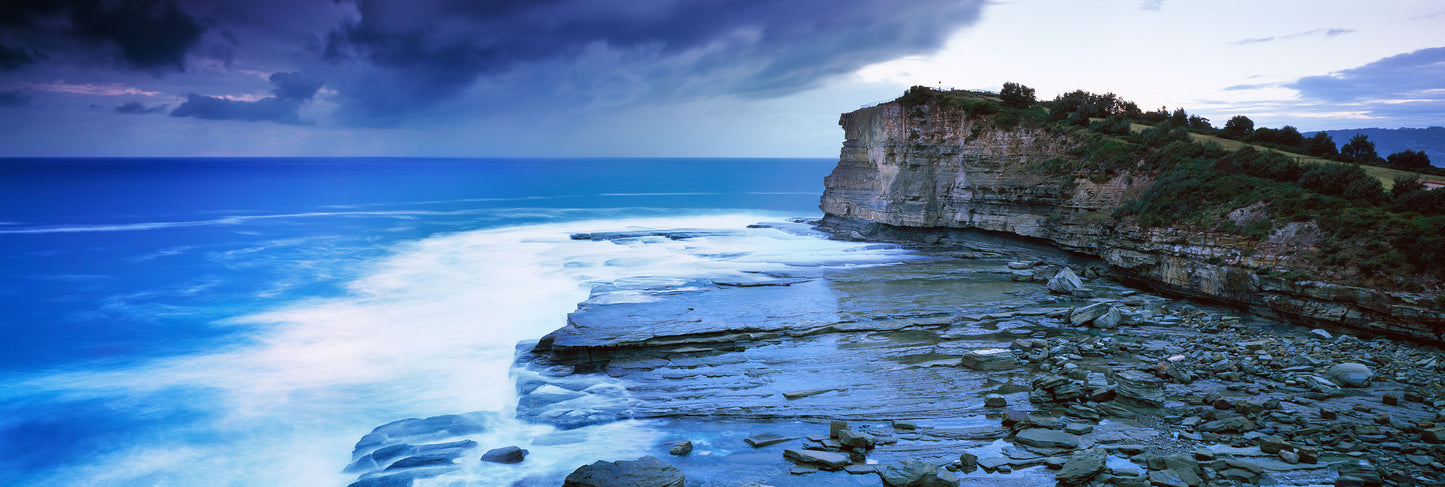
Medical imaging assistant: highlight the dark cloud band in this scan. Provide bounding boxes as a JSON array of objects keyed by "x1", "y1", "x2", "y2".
[
  {"x1": 170, "y1": 71, "x2": 321, "y2": 124},
  {"x1": 324, "y1": 0, "x2": 986, "y2": 126},
  {"x1": 0, "y1": 0, "x2": 204, "y2": 72}
]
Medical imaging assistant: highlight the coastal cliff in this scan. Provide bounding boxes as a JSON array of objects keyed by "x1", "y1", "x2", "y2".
[{"x1": 820, "y1": 100, "x2": 1445, "y2": 342}]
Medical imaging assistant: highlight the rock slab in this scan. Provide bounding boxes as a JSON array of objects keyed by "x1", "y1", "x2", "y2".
[
  {"x1": 562, "y1": 456, "x2": 685, "y2": 487},
  {"x1": 1013, "y1": 428, "x2": 1080, "y2": 449},
  {"x1": 783, "y1": 448, "x2": 851, "y2": 470}
]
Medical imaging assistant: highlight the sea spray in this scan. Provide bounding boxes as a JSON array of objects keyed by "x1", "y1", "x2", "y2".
[{"x1": 4, "y1": 214, "x2": 917, "y2": 486}]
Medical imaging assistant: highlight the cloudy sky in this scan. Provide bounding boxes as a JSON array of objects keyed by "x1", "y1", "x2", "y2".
[{"x1": 0, "y1": 0, "x2": 1441, "y2": 157}]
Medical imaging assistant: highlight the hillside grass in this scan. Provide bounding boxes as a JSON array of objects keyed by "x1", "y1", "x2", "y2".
[{"x1": 1127, "y1": 123, "x2": 1445, "y2": 190}]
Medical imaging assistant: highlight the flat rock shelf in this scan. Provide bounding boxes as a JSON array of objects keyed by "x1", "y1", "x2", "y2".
[{"x1": 346, "y1": 224, "x2": 1445, "y2": 487}]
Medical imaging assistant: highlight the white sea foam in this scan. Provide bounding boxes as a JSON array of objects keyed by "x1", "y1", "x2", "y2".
[{"x1": 3, "y1": 213, "x2": 916, "y2": 486}]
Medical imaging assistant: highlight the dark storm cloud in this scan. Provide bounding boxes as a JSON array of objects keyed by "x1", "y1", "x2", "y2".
[
  {"x1": 0, "y1": 0, "x2": 205, "y2": 72},
  {"x1": 1288, "y1": 46, "x2": 1445, "y2": 102},
  {"x1": 323, "y1": 0, "x2": 986, "y2": 125},
  {"x1": 0, "y1": 89, "x2": 29, "y2": 107},
  {"x1": 170, "y1": 71, "x2": 320, "y2": 124},
  {"x1": 0, "y1": 43, "x2": 41, "y2": 70},
  {"x1": 115, "y1": 101, "x2": 166, "y2": 114}
]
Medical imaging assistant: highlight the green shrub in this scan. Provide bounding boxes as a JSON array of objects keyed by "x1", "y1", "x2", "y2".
[
  {"x1": 897, "y1": 85, "x2": 937, "y2": 106},
  {"x1": 1090, "y1": 115, "x2": 1132, "y2": 136}
]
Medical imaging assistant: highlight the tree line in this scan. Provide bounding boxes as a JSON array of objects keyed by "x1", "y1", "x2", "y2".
[{"x1": 991, "y1": 82, "x2": 1437, "y2": 174}]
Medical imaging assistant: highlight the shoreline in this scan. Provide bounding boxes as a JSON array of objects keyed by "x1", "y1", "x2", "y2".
[{"x1": 345, "y1": 220, "x2": 1445, "y2": 486}]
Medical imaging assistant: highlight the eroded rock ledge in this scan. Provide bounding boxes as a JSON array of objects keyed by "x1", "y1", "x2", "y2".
[{"x1": 818, "y1": 101, "x2": 1444, "y2": 343}]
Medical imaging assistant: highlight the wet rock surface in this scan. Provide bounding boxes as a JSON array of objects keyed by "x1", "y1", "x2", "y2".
[{"x1": 347, "y1": 222, "x2": 1445, "y2": 486}]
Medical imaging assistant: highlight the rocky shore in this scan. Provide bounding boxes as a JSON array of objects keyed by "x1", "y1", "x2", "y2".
[{"x1": 343, "y1": 221, "x2": 1445, "y2": 487}]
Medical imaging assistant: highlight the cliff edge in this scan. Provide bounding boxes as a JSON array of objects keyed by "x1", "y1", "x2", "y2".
[{"x1": 820, "y1": 98, "x2": 1445, "y2": 342}]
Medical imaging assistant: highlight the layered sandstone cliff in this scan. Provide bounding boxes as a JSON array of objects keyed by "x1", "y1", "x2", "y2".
[{"x1": 820, "y1": 100, "x2": 1445, "y2": 342}]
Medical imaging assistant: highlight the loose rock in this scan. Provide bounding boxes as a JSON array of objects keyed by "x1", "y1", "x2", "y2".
[
  {"x1": 1325, "y1": 363, "x2": 1374, "y2": 388},
  {"x1": 479, "y1": 446, "x2": 527, "y2": 464},
  {"x1": 668, "y1": 441, "x2": 692, "y2": 456},
  {"x1": 1048, "y1": 268, "x2": 1086, "y2": 294},
  {"x1": 1055, "y1": 447, "x2": 1106, "y2": 486}
]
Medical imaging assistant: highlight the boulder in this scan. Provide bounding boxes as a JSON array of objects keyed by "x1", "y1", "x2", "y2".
[
  {"x1": 1013, "y1": 429, "x2": 1079, "y2": 449},
  {"x1": 1325, "y1": 363, "x2": 1374, "y2": 388},
  {"x1": 958, "y1": 452, "x2": 978, "y2": 471},
  {"x1": 668, "y1": 440, "x2": 693, "y2": 456},
  {"x1": 984, "y1": 394, "x2": 1007, "y2": 408},
  {"x1": 1048, "y1": 268, "x2": 1086, "y2": 294},
  {"x1": 1055, "y1": 447, "x2": 1106, "y2": 486},
  {"x1": 960, "y1": 348, "x2": 1016, "y2": 371},
  {"x1": 562, "y1": 456, "x2": 685, "y2": 487},
  {"x1": 876, "y1": 459, "x2": 960, "y2": 487},
  {"x1": 1092, "y1": 307, "x2": 1122, "y2": 329},
  {"x1": 479, "y1": 446, "x2": 527, "y2": 464},
  {"x1": 837, "y1": 429, "x2": 877, "y2": 449}
]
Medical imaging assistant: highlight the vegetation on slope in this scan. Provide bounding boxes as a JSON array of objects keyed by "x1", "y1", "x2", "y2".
[{"x1": 887, "y1": 85, "x2": 1445, "y2": 294}]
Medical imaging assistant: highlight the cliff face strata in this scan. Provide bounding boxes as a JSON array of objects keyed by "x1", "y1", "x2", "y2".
[{"x1": 821, "y1": 102, "x2": 1445, "y2": 342}]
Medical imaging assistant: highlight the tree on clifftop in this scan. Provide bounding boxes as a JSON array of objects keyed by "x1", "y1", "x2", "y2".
[
  {"x1": 1386, "y1": 149, "x2": 1431, "y2": 170},
  {"x1": 1222, "y1": 115, "x2": 1254, "y2": 139},
  {"x1": 1340, "y1": 134, "x2": 1380, "y2": 163},
  {"x1": 1301, "y1": 132, "x2": 1337, "y2": 158},
  {"x1": 1169, "y1": 108, "x2": 1188, "y2": 127},
  {"x1": 1000, "y1": 82, "x2": 1036, "y2": 109}
]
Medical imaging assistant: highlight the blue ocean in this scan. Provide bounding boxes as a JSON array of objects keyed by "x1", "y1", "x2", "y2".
[{"x1": 0, "y1": 157, "x2": 924, "y2": 485}]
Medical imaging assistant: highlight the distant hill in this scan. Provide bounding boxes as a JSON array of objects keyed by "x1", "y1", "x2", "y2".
[{"x1": 1305, "y1": 127, "x2": 1445, "y2": 167}]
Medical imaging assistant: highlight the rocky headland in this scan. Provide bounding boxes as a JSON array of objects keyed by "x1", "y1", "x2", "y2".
[
  {"x1": 817, "y1": 99, "x2": 1443, "y2": 344},
  {"x1": 340, "y1": 98, "x2": 1445, "y2": 487}
]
